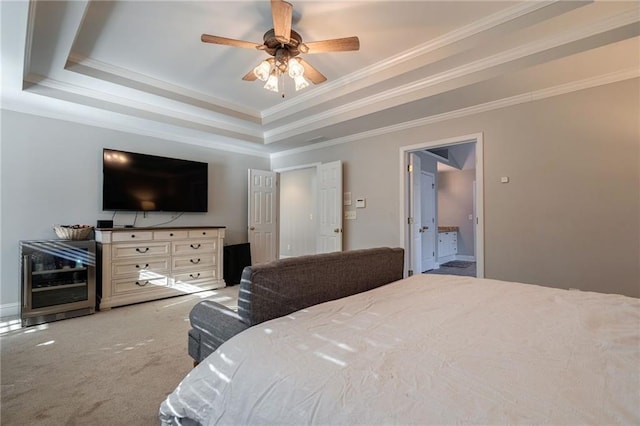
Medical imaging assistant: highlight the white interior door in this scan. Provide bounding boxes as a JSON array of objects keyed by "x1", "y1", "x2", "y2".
[
  {"x1": 409, "y1": 153, "x2": 421, "y2": 275},
  {"x1": 421, "y1": 172, "x2": 436, "y2": 271},
  {"x1": 317, "y1": 161, "x2": 342, "y2": 253},
  {"x1": 248, "y1": 169, "x2": 277, "y2": 265}
]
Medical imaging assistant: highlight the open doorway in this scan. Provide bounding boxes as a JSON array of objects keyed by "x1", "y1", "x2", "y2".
[
  {"x1": 400, "y1": 133, "x2": 485, "y2": 278},
  {"x1": 248, "y1": 161, "x2": 343, "y2": 264},
  {"x1": 278, "y1": 166, "x2": 318, "y2": 258},
  {"x1": 276, "y1": 161, "x2": 343, "y2": 258}
]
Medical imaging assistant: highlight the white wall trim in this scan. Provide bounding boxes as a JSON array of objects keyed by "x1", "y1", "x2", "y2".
[
  {"x1": 456, "y1": 255, "x2": 477, "y2": 262},
  {"x1": 25, "y1": 75, "x2": 264, "y2": 141},
  {"x1": 0, "y1": 303, "x2": 21, "y2": 320},
  {"x1": 3, "y1": 100, "x2": 271, "y2": 159},
  {"x1": 262, "y1": 1, "x2": 555, "y2": 121},
  {"x1": 264, "y1": 10, "x2": 640, "y2": 143},
  {"x1": 399, "y1": 133, "x2": 484, "y2": 279},
  {"x1": 273, "y1": 162, "x2": 322, "y2": 173},
  {"x1": 22, "y1": 0, "x2": 38, "y2": 83},
  {"x1": 65, "y1": 53, "x2": 262, "y2": 121},
  {"x1": 271, "y1": 69, "x2": 639, "y2": 159}
]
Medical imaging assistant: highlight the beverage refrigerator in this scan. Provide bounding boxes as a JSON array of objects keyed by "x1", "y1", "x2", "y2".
[{"x1": 20, "y1": 239, "x2": 96, "y2": 327}]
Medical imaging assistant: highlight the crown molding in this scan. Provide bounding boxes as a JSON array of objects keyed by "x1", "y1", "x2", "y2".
[
  {"x1": 3, "y1": 94, "x2": 271, "y2": 159},
  {"x1": 271, "y1": 69, "x2": 639, "y2": 159},
  {"x1": 21, "y1": 0, "x2": 38, "y2": 84},
  {"x1": 264, "y1": 8, "x2": 640, "y2": 143},
  {"x1": 65, "y1": 52, "x2": 262, "y2": 124},
  {"x1": 24, "y1": 74, "x2": 265, "y2": 143},
  {"x1": 261, "y1": 1, "x2": 558, "y2": 122}
]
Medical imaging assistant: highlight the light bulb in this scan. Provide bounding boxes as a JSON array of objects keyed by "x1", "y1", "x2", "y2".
[
  {"x1": 264, "y1": 73, "x2": 279, "y2": 92},
  {"x1": 253, "y1": 60, "x2": 271, "y2": 82},
  {"x1": 288, "y1": 58, "x2": 304, "y2": 78},
  {"x1": 294, "y1": 75, "x2": 309, "y2": 91}
]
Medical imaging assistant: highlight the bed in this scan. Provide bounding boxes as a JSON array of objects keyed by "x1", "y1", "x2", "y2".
[{"x1": 160, "y1": 273, "x2": 640, "y2": 425}]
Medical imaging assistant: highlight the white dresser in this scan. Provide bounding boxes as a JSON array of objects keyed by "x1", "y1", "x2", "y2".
[{"x1": 95, "y1": 227, "x2": 225, "y2": 309}]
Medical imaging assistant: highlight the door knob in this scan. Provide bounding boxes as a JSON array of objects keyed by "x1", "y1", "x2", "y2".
[
  {"x1": 249, "y1": 226, "x2": 255, "y2": 231},
  {"x1": 334, "y1": 228, "x2": 341, "y2": 233}
]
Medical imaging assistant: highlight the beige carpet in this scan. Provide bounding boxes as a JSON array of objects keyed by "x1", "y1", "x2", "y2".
[{"x1": 0, "y1": 286, "x2": 239, "y2": 425}]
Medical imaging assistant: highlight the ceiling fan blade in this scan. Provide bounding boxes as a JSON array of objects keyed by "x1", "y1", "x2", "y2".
[
  {"x1": 242, "y1": 68, "x2": 258, "y2": 81},
  {"x1": 271, "y1": 0, "x2": 293, "y2": 44},
  {"x1": 201, "y1": 34, "x2": 262, "y2": 50},
  {"x1": 298, "y1": 58, "x2": 327, "y2": 84},
  {"x1": 303, "y1": 37, "x2": 360, "y2": 54}
]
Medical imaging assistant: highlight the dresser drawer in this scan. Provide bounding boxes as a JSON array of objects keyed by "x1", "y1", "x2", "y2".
[
  {"x1": 172, "y1": 255, "x2": 215, "y2": 272},
  {"x1": 172, "y1": 269, "x2": 217, "y2": 285},
  {"x1": 111, "y1": 231, "x2": 153, "y2": 242},
  {"x1": 153, "y1": 230, "x2": 189, "y2": 240},
  {"x1": 97, "y1": 227, "x2": 225, "y2": 309},
  {"x1": 112, "y1": 258, "x2": 170, "y2": 278},
  {"x1": 172, "y1": 239, "x2": 216, "y2": 256},
  {"x1": 188, "y1": 229, "x2": 219, "y2": 239},
  {"x1": 113, "y1": 275, "x2": 169, "y2": 294},
  {"x1": 112, "y1": 242, "x2": 170, "y2": 260}
]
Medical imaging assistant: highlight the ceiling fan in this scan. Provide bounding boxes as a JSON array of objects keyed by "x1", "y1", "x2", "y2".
[{"x1": 201, "y1": 0, "x2": 360, "y2": 94}]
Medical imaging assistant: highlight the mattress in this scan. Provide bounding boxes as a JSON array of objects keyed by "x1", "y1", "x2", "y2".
[{"x1": 160, "y1": 274, "x2": 640, "y2": 425}]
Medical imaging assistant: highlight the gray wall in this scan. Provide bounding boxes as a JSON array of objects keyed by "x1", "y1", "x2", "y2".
[
  {"x1": 438, "y1": 169, "x2": 476, "y2": 257},
  {"x1": 0, "y1": 110, "x2": 269, "y2": 313},
  {"x1": 279, "y1": 168, "x2": 317, "y2": 257},
  {"x1": 271, "y1": 79, "x2": 640, "y2": 298}
]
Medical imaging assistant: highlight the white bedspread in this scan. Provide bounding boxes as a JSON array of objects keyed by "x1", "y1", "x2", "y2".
[{"x1": 160, "y1": 274, "x2": 640, "y2": 425}]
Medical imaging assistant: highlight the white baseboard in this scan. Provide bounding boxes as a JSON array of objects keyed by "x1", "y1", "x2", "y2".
[
  {"x1": 437, "y1": 254, "x2": 456, "y2": 264},
  {"x1": 456, "y1": 255, "x2": 476, "y2": 262},
  {"x1": 0, "y1": 303, "x2": 20, "y2": 320}
]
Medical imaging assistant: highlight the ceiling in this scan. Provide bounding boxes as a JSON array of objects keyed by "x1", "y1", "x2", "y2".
[{"x1": 2, "y1": 1, "x2": 639, "y2": 157}]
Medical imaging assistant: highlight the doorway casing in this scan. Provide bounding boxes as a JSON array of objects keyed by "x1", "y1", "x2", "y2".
[{"x1": 399, "y1": 132, "x2": 485, "y2": 278}]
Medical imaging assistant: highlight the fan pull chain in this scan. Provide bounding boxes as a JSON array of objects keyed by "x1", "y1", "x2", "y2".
[{"x1": 280, "y1": 72, "x2": 286, "y2": 98}]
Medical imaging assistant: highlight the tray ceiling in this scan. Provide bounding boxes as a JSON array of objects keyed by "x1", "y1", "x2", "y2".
[{"x1": 2, "y1": 1, "x2": 639, "y2": 156}]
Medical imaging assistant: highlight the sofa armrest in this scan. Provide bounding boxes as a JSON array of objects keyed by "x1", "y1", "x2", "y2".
[{"x1": 188, "y1": 300, "x2": 250, "y2": 362}]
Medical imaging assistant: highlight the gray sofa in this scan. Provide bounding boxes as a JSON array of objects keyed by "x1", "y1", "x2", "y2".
[{"x1": 188, "y1": 247, "x2": 405, "y2": 363}]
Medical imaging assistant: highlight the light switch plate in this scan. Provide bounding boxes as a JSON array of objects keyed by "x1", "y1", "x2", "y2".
[
  {"x1": 345, "y1": 211, "x2": 356, "y2": 220},
  {"x1": 343, "y1": 192, "x2": 352, "y2": 206},
  {"x1": 355, "y1": 198, "x2": 366, "y2": 208}
]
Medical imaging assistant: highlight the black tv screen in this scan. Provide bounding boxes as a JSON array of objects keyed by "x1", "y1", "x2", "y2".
[{"x1": 102, "y1": 149, "x2": 208, "y2": 212}]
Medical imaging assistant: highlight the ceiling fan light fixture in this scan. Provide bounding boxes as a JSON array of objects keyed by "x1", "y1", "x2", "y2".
[
  {"x1": 264, "y1": 72, "x2": 280, "y2": 92},
  {"x1": 253, "y1": 60, "x2": 271, "y2": 81},
  {"x1": 293, "y1": 75, "x2": 309, "y2": 91},
  {"x1": 202, "y1": 1, "x2": 359, "y2": 95},
  {"x1": 287, "y1": 57, "x2": 304, "y2": 78}
]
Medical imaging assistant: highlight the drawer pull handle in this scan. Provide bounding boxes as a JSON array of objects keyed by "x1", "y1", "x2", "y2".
[
  {"x1": 136, "y1": 247, "x2": 149, "y2": 253},
  {"x1": 190, "y1": 273, "x2": 201, "y2": 279},
  {"x1": 169, "y1": 233, "x2": 174, "y2": 237},
  {"x1": 202, "y1": 232, "x2": 207, "y2": 235},
  {"x1": 190, "y1": 244, "x2": 201, "y2": 249},
  {"x1": 135, "y1": 263, "x2": 149, "y2": 269},
  {"x1": 135, "y1": 280, "x2": 149, "y2": 287},
  {"x1": 190, "y1": 258, "x2": 201, "y2": 264},
  {"x1": 131, "y1": 234, "x2": 136, "y2": 238}
]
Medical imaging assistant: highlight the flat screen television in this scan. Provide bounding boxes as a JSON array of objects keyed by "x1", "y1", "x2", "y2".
[{"x1": 102, "y1": 149, "x2": 208, "y2": 212}]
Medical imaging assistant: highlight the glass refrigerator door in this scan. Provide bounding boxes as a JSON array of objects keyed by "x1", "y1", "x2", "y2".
[{"x1": 23, "y1": 240, "x2": 95, "y2": 310}]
